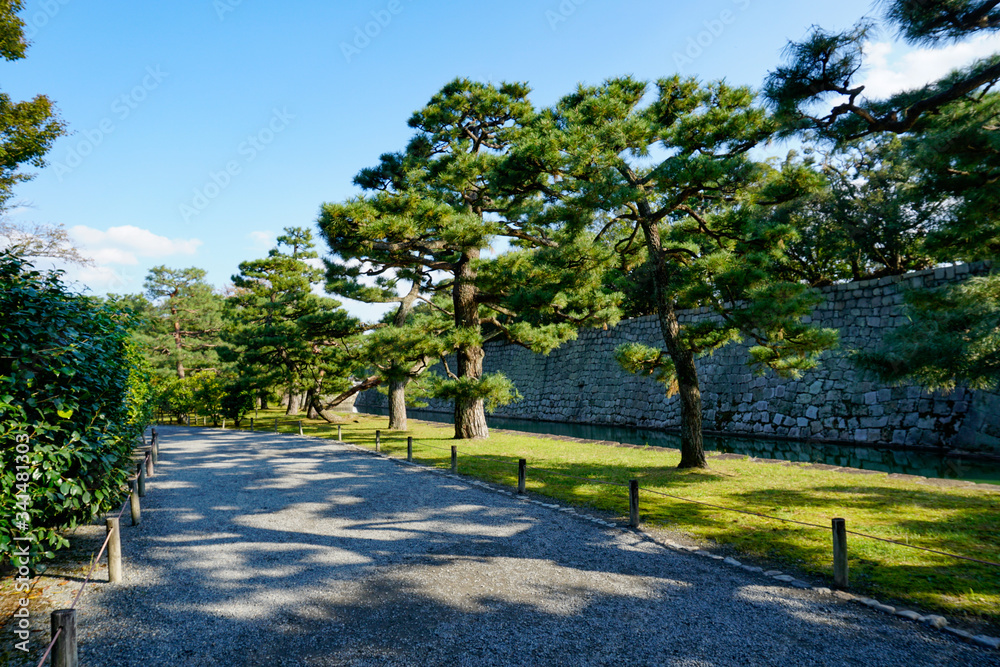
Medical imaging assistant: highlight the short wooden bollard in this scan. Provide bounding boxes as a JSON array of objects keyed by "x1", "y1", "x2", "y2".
[
  {"x1": 106, "y1": 517, "x2": 122, "y2": 583},
  {"x1": 298, "y1": 420, "x2": 303, "y2": 436},
  {"x1": 451, "y1": 446, "x2": 458, "y2": 474},
  {"x1": 274, "y1": 417, "x2": 279, "y2": 433},
  {"x1": 130, "y1": 480, "x2": 141, "y2": 526},
  {"x1": 407, "y1": 436, "x2": 413, "y2": 462},
  {"x1": 337, "y1": 425, "x2": 342, "y2": 440},
  {"x1": 146, "y1": 450, "x2": 154, "y2": 478},
  {"x1": 151, "y1": 428, "x2": 159, "y2": 464},
  {"x1": 628, "y1": 480, "x2": 640, "y2": 528},
  {"x1": 375, "y1": 430, "x2": 381, "y2": 452},
  {"x1": 222, "y1": 418, "x2": 226, "y2": 429},
  {"x1": 136, "y1": 462, "x2": 146, "y2": 498},
  {"x1": 517, "y1": 459, "x2": 526, "y2": 494},
  {"x1": 250, "y1": 418, "x2": 255, "y2": 432},
  {"x1": 185, "y1": 414, "x2": 191, "y2": 427},
  {"x1": 833, "y1": 517, "x2": 849, "y2": 589},
  {"x1": 51, "y1": 608, "x2": 77, "y2": 667}
]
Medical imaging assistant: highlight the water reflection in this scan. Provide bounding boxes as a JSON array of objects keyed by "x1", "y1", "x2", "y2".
[{"x1": 359, "y1": 408, "x2": 1000, "y2": 485}]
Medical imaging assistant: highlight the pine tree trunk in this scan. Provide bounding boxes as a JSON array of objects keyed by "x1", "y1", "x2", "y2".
[
  {"x1": 642, "y1": 218, "x2": 707, "y2": 469},
  {"x1": 172, "y1": 306, "x2": 186, "y2": 379},
  {"x1": 387, "y1": 378, "x2": 407, "y2": 430},
  {"x1": 673, "y1": 338, "x2": 706, "y2": 469},
  {"x1": 452, "y1": 248, "x2": 489, "y2": 439},
  {"x1": 285, "y1": 384, "x2": 300, "y2": 415},
  {"x1": 305, "y1": 388, "x2": 318, "y2": 419}
]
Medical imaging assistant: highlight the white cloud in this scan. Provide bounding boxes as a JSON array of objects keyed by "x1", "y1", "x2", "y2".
[
  {"x1": 70, "y1": 224, "x2": 202, "y2": 265},
  {"x1": 248, "y1": 230, "x2": 275, "y2": 249},
  {"x1": 860, "y1": 33, "x2": 1000, "y2": 98}
]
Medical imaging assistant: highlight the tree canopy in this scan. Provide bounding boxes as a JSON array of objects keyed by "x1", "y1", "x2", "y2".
[
  {"x1": 140, "y1": 266, "x2": 225, "y2": 381},
  {"x1": 225, "y1": 227, "x2": 360, "y2": 416},
  {"x1": 0, "y1": 0, "x2": 64, "y2": 210},
  {"x1": 523, "y1": 75, "x2": 837, "y2": 468},
  {"x1": 319, "y1": 78, "x2": 620, "y2": 439}
]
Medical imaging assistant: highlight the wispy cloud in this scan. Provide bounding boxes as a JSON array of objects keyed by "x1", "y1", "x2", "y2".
[
  {"x1": 70, "y1": 224, "x2": 202, "y2": 265},
  {"x1": 860, "y1": 33, "x2": 1000, "y2": 98},
  {"x1": 248, "y1": 230, "x2": 275, "y2": 250}
]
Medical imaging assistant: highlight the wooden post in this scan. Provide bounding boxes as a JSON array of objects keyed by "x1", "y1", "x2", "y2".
[
  {"x1": 146, "y1": 450, "x2": 154, "y2": 478},
  {"x1": 186, "y1": 414, "x2": 190, "y2": 427},
  {"x1": 151, "y1": 428, "x2": 158, "y2": 464},
  {"x1": 833, "y1": 518, "x2": 849, "y2": 589},
  {"x1": 106, "y1": 517, "x2": 122, "y2": 583},
  {"x1": 274, "y1": 417, "x2": 278, "y2": 433},
  {"x1": 629, "y1": 480, "x2": 640, "y2": 528},
  {"x1": 51, "y1": 609, "x2": 77, "y2": 667},
  {"x1": 407, "y1": 436, "x2": 413, "y2": 462},
  {"x1": 130, "y1": 479, "x2": 141, "y2": 526},
  {"x1": 137, "y1": 462, "x2": 145, "y2": 497},
  {"x1": 337, "y1": 424, "x2": 342, "y2": 440},
  {"x1": 298, "y1": 420, "x2": 303, "y2": 436},
  {"x1": 250, "y1": 417, "x2": 255, "y2": 432},
  {"x1": 518, "y1": 459, "x2": 526, "y2": 494},
  {"x1": 375, "y1": 430, "x2": 381, "y2": 452},
  {"x1": 222, "y1": 418, "x2": 226, "y2": 429},
  {"x1": 451, "y1": 446, "x2": 457, "y2": 474}
]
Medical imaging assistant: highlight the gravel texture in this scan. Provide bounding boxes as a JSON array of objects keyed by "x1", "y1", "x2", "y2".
[{"x1": 37, "y1": 427, "x2": 1000, "y2": 666}]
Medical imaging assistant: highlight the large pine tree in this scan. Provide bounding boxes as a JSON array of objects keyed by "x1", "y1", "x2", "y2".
[
  {"x1": 319, "y1": 79, "x2": 619, "y2": 439},
  {"x1": 528, "y1": 76, "x2": 837, "y2": 468}
]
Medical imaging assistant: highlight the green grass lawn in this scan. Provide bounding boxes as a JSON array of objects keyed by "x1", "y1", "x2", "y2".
[{"x1": 187, "y1": 409, "x2": 1000, "y2": 629}]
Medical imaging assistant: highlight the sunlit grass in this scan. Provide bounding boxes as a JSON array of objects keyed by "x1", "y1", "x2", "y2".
[{"x1": 193, "y1": 409, "x2": 1000, "y2": 627}]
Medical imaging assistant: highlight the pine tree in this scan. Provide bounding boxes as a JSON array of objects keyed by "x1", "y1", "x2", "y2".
[
  {"x1": 773, "y1": 136, "x2": 940, "y2": 286},
  {"x1": 327, "y1": 268, "x2": 448, "y2": 430},
  {"x1": 534, "y1": 76, "x2": 837, "y2": 468},
  {"x1": 141, "y1": 266, "x2": 225, "y2": 381},
  {"x1": 319, "y1": 79, "x2": 619, "y2": 439},
  {"x1": 225, "y1": 227, "x2": 359, "y2": 416}
]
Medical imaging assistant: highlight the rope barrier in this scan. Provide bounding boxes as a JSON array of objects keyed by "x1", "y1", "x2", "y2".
[
  {"x1": 403, "y1": 435, "x2": 1000, "y2": 568},
  {"x1": 33, "y1": 446, "x2": 152, "y2": 666},
  {"x1": 409, "y1": 441, "x2": 453, "y2": 454},
  {"x1": 526, "y1": 465, "x2": 629, "y2": 488},
  {"x1": 34, "y1": 626, "x2": 61, "y2": 667},
  {"x1": 265, "y1": 419, "x2": 1000, "y2": 569},
  {"x1": 642, "y1": 486, "x2": 1000, "y2": 567}
]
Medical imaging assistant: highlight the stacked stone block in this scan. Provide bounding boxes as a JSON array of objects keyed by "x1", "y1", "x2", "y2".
[{"x1": 357, "y1": 262, "x2": 1000, "y2": 454}]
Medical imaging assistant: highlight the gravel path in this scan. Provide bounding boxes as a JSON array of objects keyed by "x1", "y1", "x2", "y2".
[{"x1": 61, "y1": 427, "x2": 999, "y2": 666}]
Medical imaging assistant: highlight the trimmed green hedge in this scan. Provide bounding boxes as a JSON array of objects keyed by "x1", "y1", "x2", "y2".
[{"x1": 0, "y1": 253, "x2": 152, "y2": 565}]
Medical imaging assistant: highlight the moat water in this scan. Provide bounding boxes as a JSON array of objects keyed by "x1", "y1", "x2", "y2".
[{"x1": 358, "y1": 407, "x2": 1000, "y2": 485}]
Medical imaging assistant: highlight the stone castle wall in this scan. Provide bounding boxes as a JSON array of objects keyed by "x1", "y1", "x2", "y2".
[{"x1": 356, "y1": 262, "x2": 1000, "y2": 454}]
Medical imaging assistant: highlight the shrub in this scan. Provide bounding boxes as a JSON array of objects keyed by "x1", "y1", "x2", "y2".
[{"x1": 0, "y1": 253, "x2": 152, "y2": 565}]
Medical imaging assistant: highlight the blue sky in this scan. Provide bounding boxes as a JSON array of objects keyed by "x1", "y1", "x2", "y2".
[{"x1": 3, "y1": 0, "x2": 996, "y2": 320}]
